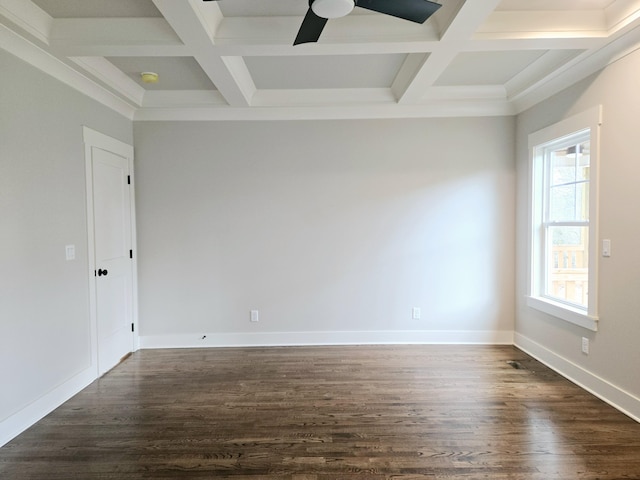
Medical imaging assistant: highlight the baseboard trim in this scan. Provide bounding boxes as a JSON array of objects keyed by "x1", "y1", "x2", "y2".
[
  {"x1": 140, "y1": 329, "x2": 515, "y2": 349},
  {"x1": 514, "y1": 332, "x2": 640, "y2": 423},
  {"x1": 0, "y1": 366, "x2": 96, "y2": 448}
]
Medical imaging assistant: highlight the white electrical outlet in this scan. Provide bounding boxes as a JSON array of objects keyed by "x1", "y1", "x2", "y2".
[
  {"x1": 412, "y1": 307, "x2": 421, "y2": 320},
  {"x1": 581, "y1": 337, "x2": 589, "y2": 355},
  {"x1": 65, "y1": 244, "x2": 75, "y2": 261},
  {"x1": 250, "y1": 310, "x2": 259, "y2": 322},
  {"x1": 602, "y1": 239, "x2": 611, "y2": 257}
]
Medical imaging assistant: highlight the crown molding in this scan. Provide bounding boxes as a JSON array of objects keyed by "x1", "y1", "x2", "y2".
[{"x1": 1, "y1": 23, "x2": 137, "y2": 120}]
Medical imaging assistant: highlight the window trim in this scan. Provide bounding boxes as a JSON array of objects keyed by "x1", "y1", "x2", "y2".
[{"x1": 527, "y1": 106, "x2": 602, "y2": 331}]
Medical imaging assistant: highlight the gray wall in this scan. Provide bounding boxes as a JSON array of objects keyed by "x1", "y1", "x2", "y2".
[
  {"x1": 515, "y1": 49, "x2": 640, "y2": 402},
  {"x1": 0, "y1": 50, "x2": 132, "y2": 427},
  {"x1": 134, "y1": 117, "x2": 516, "y2": 344}
]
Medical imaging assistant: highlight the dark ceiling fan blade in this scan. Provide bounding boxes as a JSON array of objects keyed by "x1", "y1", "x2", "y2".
[
  {"x1": 356, "y1": 0, "x2": 441, "y2": 23},
  {"x1": 294, "y1": 8, "x2": 329, "y2": 45}
]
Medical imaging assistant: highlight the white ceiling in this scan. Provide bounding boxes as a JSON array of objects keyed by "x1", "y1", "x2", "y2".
[{"x1": 3, "y1": 0, "x2": 640, "y2": 120}]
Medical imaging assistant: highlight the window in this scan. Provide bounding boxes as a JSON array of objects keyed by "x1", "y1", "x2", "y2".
[{"x1": 527, "y1": 107, "x2": 602, "y2": 331}]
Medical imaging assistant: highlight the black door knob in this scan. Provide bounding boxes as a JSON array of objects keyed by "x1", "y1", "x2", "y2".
[{"x1": 97, "y1": 268, "x2": 108, "y2": 276}]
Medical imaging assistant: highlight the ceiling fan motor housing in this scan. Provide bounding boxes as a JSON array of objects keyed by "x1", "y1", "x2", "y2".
[{"x1": 311, "y1": 0, "x2": 355, "y2": 18}]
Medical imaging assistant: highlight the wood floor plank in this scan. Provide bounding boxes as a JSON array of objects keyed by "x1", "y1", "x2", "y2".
[{"x1": 1, "y1": 345, "x2": 640, "y2": 479}]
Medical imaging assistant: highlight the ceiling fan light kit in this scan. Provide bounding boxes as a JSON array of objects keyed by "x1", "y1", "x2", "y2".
[
  {"x1": 203, "y1": 0, "x2": 441, "y2": 45},
  {"x1": 311, "y1": 0, "x2": 355, "y2": 18}
]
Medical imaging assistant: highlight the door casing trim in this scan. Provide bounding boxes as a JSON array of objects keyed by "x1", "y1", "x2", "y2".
[{"x1": 83, "y1": 126, "x2": 139, "y2": 377}]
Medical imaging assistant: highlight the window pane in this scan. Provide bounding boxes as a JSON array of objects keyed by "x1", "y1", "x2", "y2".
[
  {"x1": 548, "y1": 181, "x2": 589, "y2": 222},
  {"x1": 545, "y1": 226, "x2": 589, "y2": 308},
  {"x1": 551, "y1": 151, "x2": 576, "y2": 186}
]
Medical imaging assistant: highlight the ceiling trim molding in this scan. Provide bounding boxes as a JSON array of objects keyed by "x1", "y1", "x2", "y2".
[
  {"x1": 142, "y1": 90, "x2": 227, "y2": 107},
  {"x1": 512, "y1": 24, "x2": 640, "y2": 112},
  {"x1": 0, "y1": 0, "x2": 51, "y2": 44},
  {"x1": 0, "y1": 23, "x2": 136, "y2": 120},
  {"x1": 3, "y1": 0, "x2": 640, "y2": 122},
  {"x1": 69, "y1": 56, "x2": 146, "y2": 106},
  {"x1": 133, "y1": 99, "x2": 514, "y2": 122}
]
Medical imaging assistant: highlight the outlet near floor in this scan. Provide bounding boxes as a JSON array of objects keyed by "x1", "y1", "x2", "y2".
[{"x1": 581, "y1": 337, "x2": 589, "y2": 355}]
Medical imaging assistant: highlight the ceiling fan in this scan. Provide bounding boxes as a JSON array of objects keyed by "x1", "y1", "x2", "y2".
[{"x1": 202, "y1": 0, "x2": 442, "y2": 45}]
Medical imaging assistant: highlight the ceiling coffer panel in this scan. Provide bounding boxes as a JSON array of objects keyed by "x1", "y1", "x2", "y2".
[
  {"x1": 107, "y1": 57, "x2": 218, "y2": 91},
  {"x1": 245, "y1": 54, "x2": 408, "y2": 89},
  {"x1": 434, "y1": 51, "x2": 547, "y2": 86}
]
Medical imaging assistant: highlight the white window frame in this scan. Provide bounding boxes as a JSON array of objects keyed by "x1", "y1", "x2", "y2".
[{"x1": 527, "y1": 106, "x2": 602, "y2": 331}]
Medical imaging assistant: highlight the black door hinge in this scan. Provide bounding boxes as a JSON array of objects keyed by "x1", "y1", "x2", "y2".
[
  {"x1": 127, "y1": 175, "x2": 131, "y2": 185},
  {"x1": 131, "y1": 323, "x2": 135, "y2": 332},
  {"x1": 129, "y1": 249, "x2": 133, "y2": 259}
]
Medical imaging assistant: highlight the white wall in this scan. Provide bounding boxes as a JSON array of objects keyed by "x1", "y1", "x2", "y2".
[
  {"x1": 515, "y1": 48, "x2": 640, "y2": 419},
  {"x1": 0, "y1": 50, "x2": 132, "y2": 444},
  {"x1": 134, "y1": 117, "x2": 516, "y2": 347}
]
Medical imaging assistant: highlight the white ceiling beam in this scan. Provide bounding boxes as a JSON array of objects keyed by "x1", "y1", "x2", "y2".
[
  {"x1": 41, "y1": 33, "x2": 604, "y2": 59},
  {"x1": 395, "y1": 0, "x2": 504, "y2": 104},
  {"x1": 152, "y1": 0, "x2": 255, "y2": 107},
  {"x1": 216, "y1": 15, "x2": 439, "y2": 47},
  {"x1": 392, "y1": 50, "x2": 457, "y2": 103},
  {"x1": 430, "y1": 0, "x2": 465, "y2": 38},
  {"x1": 390, "y1": 52, "x2": 430, "y2": 101},
  {"x1": 191, "y1": 0, "x2": 223, "y2": 37},
  {"x1": 212, "y1": 41, "x2": 439, "y2": 56}
]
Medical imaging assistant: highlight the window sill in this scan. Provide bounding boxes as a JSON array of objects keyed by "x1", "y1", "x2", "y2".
[{"x1": 526, "y1": 296, "x2": 598, "y2": 331}]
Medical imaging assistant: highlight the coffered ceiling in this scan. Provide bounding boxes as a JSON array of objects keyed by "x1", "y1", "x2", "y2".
[{"x1": 2, "y1": 0, "x2": 640, "y2": 120}]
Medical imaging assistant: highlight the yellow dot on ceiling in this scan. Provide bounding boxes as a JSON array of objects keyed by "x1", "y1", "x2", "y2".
[{"x1": 140, "y1": 72, "x2": 159, "y2": 84}]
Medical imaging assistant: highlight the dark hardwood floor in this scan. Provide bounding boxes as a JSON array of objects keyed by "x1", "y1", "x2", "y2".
[{"x1": 2, "y1": 345, "x2": 639, "y2": 479}]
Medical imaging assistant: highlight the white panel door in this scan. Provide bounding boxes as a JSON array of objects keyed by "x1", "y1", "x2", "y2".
[{"x1": 91, "y1": 146, "x2": 133, "y2": 375}]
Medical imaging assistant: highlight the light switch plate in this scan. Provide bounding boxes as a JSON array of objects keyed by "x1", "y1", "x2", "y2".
[
  {"x1": 602, "y1": 239, "x2": 611, "y2": 257},
  {"x1": 65, "y1": 244, "x2": 75, "y2": 261}
]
